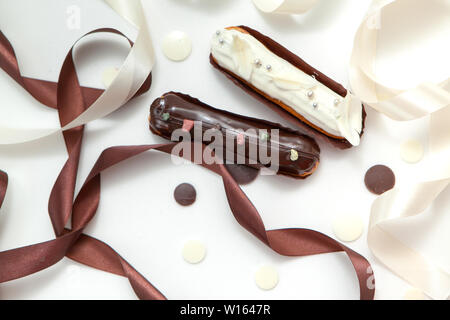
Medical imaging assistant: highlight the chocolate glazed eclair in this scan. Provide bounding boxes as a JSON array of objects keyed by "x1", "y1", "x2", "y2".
[
  {"x1": 149, "y1": 92, "x2": 320, "y2": 179},
  {"x1": 210, "y1": 26, "x2": 366, "y2": 149}
]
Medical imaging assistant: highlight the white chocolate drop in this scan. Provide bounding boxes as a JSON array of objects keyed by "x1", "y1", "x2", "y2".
[
  {"x1": 102, "y1": 67, "x2": 119, "y2": 88},
  {"x1": 162, "y1": 31, "x2": 192, "y2": 62},
  {"x1": 404, "y1": 287, "x2": 428, "y2": 300},
  {"x1": 182, "y1": 240, "x2": 206, "y2": 264},
  {"x1": 255, "y1": 265, "x2": 279, "y2": 290},
  {"x1": 400, "y1": 140, "x2": 424, "y2": 164},
  {"x1": 332, "y1": 213, "x2": 364, "y2": 242}
]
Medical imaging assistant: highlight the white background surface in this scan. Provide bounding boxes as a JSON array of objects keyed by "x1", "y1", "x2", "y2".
[{"x1": 0, "y1": 0, "x2": 449, "y2": 299}]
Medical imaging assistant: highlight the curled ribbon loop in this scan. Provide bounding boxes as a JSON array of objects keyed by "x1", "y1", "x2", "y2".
[
  {"x1": 0, "y1": 142, "x2": 375, "y2": 299},
  {"x1": 252, "y1": 0, "x2": 319, "y2": 14},
  {"x1": 0, "y1": 0, "x2": 162, "y2": 299},
  {"x1": 0, "y1": 0, "x2": 154, "y2": 144},
  {"x1": 350, "y1": 0, "x2": 450, "y2": 299}
]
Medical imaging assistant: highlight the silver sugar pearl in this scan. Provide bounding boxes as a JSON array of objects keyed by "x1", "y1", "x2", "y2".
[
  {"x1": 254, "y1": 59, "x2": 262, "y2": 67},
  {"x1": 307, "y1": 90, "x2": 314, "y2": 98},
  {"x1": 334, "y1": 99, "x2": 340, "y2": 106},
  {"x1": 266, "y1": 64, "x2": 272, "y2": 71},
  {"x1": 312, "y1": 102, "x2": 318, "y2": 108},
  {"x1": 216, "y1": 30, "x2": 221, "y2": 36},
  {"x1": 219, "y1": 38, "x2": 224, "y2": 45}
]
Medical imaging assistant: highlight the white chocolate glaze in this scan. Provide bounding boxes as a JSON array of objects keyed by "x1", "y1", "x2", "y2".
[{"x1": 211, "y1": 29, "x2": 363, "y2": 146}]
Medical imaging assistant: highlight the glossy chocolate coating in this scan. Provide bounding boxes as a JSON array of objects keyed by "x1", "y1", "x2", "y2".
[{"x1": 149, "y1": 92, "x2": 320, "y2": 179}]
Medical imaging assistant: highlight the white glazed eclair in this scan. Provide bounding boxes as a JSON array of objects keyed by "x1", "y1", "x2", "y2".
[{"x1": 210, "y1": 26, "x2": 365, "y2": 148}]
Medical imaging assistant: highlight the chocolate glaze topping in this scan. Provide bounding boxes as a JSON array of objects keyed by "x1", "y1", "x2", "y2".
[
  {"x1": 149, "y1": 92, "x2": 320, "y2": 179},
  {"x1": 210, "y1": 25, "x2": 367, "y2": 149}
]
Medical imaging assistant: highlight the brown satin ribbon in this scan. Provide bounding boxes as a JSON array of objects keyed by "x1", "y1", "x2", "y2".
[
  {"x1": 0, "y1": 170, "x2": 7, "y2": 210},
  {"x1": 0, "y1": 29, "x2": 161, "y2": 299},
  {"x1": 0, "y1": 29, "x2": 375, "y2": 299}
]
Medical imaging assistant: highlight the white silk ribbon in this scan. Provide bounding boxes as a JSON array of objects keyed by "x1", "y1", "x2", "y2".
[
  {"x1": 252, "y1": 0, "x2": 318, "y2": 14},
  {"x1": 0, "y1": 0, "x2": 154, "y2": 145},
  {"x1": 350, "y1": 0, "x2": 450, "y2": 299}
]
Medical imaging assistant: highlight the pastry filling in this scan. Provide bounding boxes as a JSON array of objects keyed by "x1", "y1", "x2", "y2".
[{"x1": 210, "y1": 28, "x2": 363, "y2": 146}]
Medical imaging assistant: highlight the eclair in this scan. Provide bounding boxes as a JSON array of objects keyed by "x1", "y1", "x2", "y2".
[
  {"x1": 149, "y1": 92, "x2": 320, "y2": 179},
  {"x1": 210, "y1": 26, "x2": 366, "y2": 149}
]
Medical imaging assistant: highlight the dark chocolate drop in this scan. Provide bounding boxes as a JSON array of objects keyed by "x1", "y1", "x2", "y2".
[
  {"x1": 174, "y1": 183, "x2": 197, "y2": 206},
  {"x1": 225, "y1": 164, "x2": 260, "y2": 185},
  {"x1": 364, "y1": 165, "x2": 395, "y2": 195}
]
